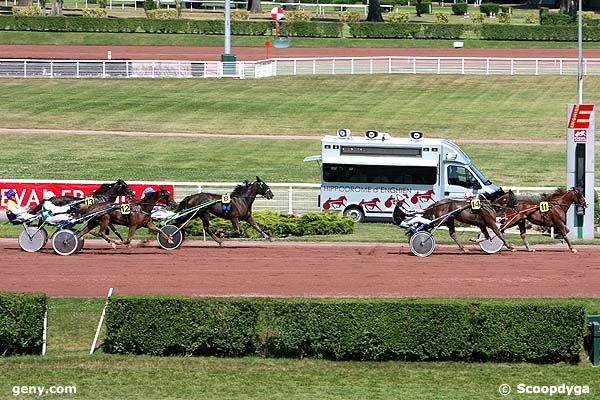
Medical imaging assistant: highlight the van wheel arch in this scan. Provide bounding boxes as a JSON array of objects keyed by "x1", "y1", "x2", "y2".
[{"x1": 343, "y1": 206, "x2": 365, "y2": 223}]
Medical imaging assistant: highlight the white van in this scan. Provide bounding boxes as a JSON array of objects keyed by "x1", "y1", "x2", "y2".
[{"x1": 304, "y1": 129, "x2": 499, "y2": 222}]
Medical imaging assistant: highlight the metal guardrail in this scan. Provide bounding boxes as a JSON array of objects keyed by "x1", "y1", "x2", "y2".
[
  {"x1": 1, "y1": 57, "x2": 599, "y2": 79},
  {"x1": 1, "y1": 179, "x2": 595, "y2": 215}
]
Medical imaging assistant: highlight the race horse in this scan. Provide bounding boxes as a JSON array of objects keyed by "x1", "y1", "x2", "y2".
[
  {"x1": 500, "y1": 187, "x2": 587, "y2": 253},
  {"x1": 413, "y1": 189, "x2": 514, "y2": 252},
  {"x1": 175, "y1": 176, "x2": 274, "y2": 245},
  {"x1": 77, "y1": 188, "x2": 177, "y2": 248}
]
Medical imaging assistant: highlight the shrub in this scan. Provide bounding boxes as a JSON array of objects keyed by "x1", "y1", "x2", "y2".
[
  {"x1": 82, "y1": 8, "x2": 108, "y2": 18},
  {"x1": 0, "y1": 292, "x2": 47, "y2": 355},
  {"x1": 524, "y1": 11, "x2": 537, "y2": 24},
  {"x1": 497, "y1": 11, "x2": 510, "y2": 24},
  {"x1": 143, "y1": 0, "x2": 156, "y2": 11},
  {"x1": 479, "y1": 2, "x2": 499, "y2": 15},
  {"x1": 339, "y1": 11, "x2": 362, "y2": 23},
  {"x1": 415, "y1": 1, "x2": 431, "y2": 15},
  {"x1": 349, "y1": 21, "x2": 421, "y2": 38},
  {"x1": 231, "y1": 9, "x2": 250, "y2": 20},
  {"x1": 451, "y1": 2, "x2": 467, "y2": 16},
  {"x1": 12, "y1": 6, "x2": 41, "y2": 16},
  {"x1": 145, "y1": 9, "x2": 179, "y2": 19},
  {"x1": 279, "y1": 21, "x2": 343, "y2": 37},
  {"x1": 284, "y1": 10, "x2": 314, "y2": 22},
  {"x1": 539, "y1": 7, "x2": 576, "y2": 25},
  {"x1": 183, "y1": 210, "x2": 353, "y2": 238},
  {"x1": 387, "y1": 12, "x2": 409, "y2": 23},
  {"x1": 471, "y1": 12, "x2": 484, "y2": 24},
  {"x1": 435, "y1": 12, "x2": 449, "y2": 24},
  {"x1": 105, "y1": 297, "x2": 587, "y2": 363}
]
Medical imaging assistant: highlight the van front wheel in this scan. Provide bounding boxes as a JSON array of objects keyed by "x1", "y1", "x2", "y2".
[{"x1": 343, "y1": 207, "x2": 365, "y2": 223}]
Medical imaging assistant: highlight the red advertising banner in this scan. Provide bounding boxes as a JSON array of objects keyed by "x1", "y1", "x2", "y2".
[
  {"x1": 567, "y1": 104, "x2": 595, "y2": 129},
  {"x1": 0, "y1": 182, "x2": 175, "y2": 211}
]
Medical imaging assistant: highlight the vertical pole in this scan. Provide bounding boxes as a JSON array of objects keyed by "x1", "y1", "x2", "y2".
[
  {"x1": 288, "y1": 186, "x2": 293, "y2": 214},
  {"x1": 42, "y1": 306, "x2": 48, "y2": 356},
  {"x1": 577, "y1": 0, "x2": 583, "y2": 104},
  {"x1": 224, "y1": 0, "x2": 231, "y2": 55},
  {"x1": 90, "y1": 288, "x2": 113, "y2": 355}
]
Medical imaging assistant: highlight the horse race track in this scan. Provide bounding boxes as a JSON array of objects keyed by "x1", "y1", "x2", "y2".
[{"x1": 2, "y1": 239, "x2": 599, "y2": 297}]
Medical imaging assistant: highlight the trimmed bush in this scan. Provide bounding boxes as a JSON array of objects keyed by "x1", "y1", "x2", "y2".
[
  {"x1": 387, "y1": 12, "x2": 409, "y2": 23},
  {"x1": 105, "y1": 297, "x2": 587, "y2": 363},
  {"x1": 415, "y1": 1, "x2": 431, "y2": 15},
  {"x1": 348, "y1": 22, "x2": 422, "y2": 38},
  {"x1": 278, "y1": 21, "x2": 343, "y2": 38},
  {"x1": 11, "y1": 6, "x2": 41, "y2": 16},
  {"x1": 284, "y1": 10, "x2": 314, "y2": 22},
  {"x1": 480, "y1": 24, "x2": 600, "y2": 41},
  {"x1": 231, "y1": 9, "x2": 250, "y2": 20},
  {"x1": 145, "y1": 9, "x2": 179, "y2": 19},
  {"x1": 451, "y1": 2, "x2": 468, "y2": 16},
  {"x1": 419, "y1": 23, "x2": 464, "y2": 38},
  {"x1": 471, "y1": 302, "x2": 585, "y2": 363},
  {"x1": 471, "y1": 12, "x2": 484, "y2": 24},
  {"x1": 0, "y1": 292, "x2": 47, "y2": 355},
  {"x1": 435, "y1": 12, "x2": 450, "y2": 24},
  {"x1": 479, "y1": 2, "x2": 499, "y2": 15},
  {"x1": 539, "y1": 7, "x2": 576, "y2": 25},
  {"x1": 183, "y1": 210, "x2": 353, "y2": 238},
  {"x1": 524, "y1": 11, "x2": 537, "y2": 24},
  {"x1": 497, "y1": 11, "x2": 510, "y2": 24},
  {"x1": 339, "y1": 11, "x2": 362, "y2": 23},
  {"x1": 82, "y1": 8, "x2": 108, "y2": 18}
]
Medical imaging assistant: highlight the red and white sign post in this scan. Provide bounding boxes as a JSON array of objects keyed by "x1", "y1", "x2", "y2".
[
  {"x1": 271, "y1": 6, "x2": 284, "y2": 37},
  {"x1": 566, "y1": 103, "x2": 596, "y2": 239}
]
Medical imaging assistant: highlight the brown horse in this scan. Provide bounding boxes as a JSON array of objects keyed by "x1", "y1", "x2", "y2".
[
  {"x1": 421, "y1": 191, "x2": 514, "y2": 252},
  {"x1": 500, "y1": 187, "x2": 587, "y2": 253},
  {"x1": 78, "y1": 188, "x2": 177, "y2": 248},
  {"x1": 175, "y1": 176, "x2": 274, "y2": 245}
]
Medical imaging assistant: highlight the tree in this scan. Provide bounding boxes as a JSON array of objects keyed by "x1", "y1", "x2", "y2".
[
  {"x1": 50, "y1": 0, "x2": 63, "y2": 15},
  {"x1": 247, "y1": 0, "x2": 262, "y2": 13},
  {"x1": 560, "y1": 0, "x2": 576, "y2": 15},
  {"x1": 366, "y1": 0, "x2": 384, "y2": 21},
  {"x1": 16, "y1": 0, "x2": 32, "y2": 6}
]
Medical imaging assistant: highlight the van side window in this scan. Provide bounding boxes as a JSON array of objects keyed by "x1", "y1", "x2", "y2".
[
  {"x1": 323, "y1": 164, "x2": 437, "y2": 185},
  {"x1": 447, "y1": 166, "x2": 478, "y2": 189}
]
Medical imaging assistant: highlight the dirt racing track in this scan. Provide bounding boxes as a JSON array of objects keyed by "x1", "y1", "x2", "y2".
[{"x1": 1, "y1": 239, "x2": 600, "y2": 297}]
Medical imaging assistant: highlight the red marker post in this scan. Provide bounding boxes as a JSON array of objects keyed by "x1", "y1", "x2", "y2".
[
  {"x1": 264, "y1": 40, "x2": 270, "y2": 59},
  {"x1": 271, "y1": 6, "x2": 284, "y2": 37}
]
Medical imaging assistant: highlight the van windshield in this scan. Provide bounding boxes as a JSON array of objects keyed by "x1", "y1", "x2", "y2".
[
  {"x1": 470, "y1": 164, "x2": 492, "y2": 185},
  {"x1": 323, "y1": 164, "x2": 437, "y2": 185}
]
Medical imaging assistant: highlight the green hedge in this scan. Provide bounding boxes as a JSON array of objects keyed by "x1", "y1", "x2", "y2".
[
  {"x1": 0, "y1": 292, "x2": 47, "y2": 355},
  {"x1": 105, "y1": 297, "x2": 586, "y2": 363},
  {"x1": 0, "y1": 16, "x2": 341, "y2": 37},
  {"x1": 348, "y1": 22, "x2": 464, "y2": 39},
  {"x1": 480, "y1": 24, "x2": 600, "y2": 41},
  {"x1": 184, "y1": 210, "x2": 354, "y2": 238}
]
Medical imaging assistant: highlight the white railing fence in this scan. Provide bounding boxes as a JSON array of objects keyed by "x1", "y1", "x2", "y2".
[
  {"x1": 0, "y1": 179, "x2": 596, "y2": 216},
  {"x1": 1, "y1": 57, "x2": 599, "y2": 79}
]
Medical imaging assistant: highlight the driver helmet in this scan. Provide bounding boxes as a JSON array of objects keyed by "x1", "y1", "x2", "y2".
[
  {"x1": 142, "y1": 187, "x2": 155, "y2": 198},
  {"x1": 5, "y1": 189, "x2": 16, "y2": 198},
  {"x1": 43, "y1": 191, "x2": 56, "y2": 201}
]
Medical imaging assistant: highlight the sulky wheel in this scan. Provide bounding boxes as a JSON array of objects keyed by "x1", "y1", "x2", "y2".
[
  {"x1": 478, "y1": 231, "x2": 504, "y2": 254},
  {"x1": 75, "y1": 236, "x2": 85, "y2": 254},
  {"x1": 18, "y1": 227, "x2": 48, "y2": 253},
  {"x1": 409, "y1": 231, "x2": 435, "y2": 257},
  {"x1": 157, "y1": 224, "x2": 184, "y2": 250},
  {"x1": 52, "y1": 229, "x2": 79, "y2": 256}
]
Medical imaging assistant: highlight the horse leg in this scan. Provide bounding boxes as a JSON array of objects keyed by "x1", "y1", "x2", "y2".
[
  {"x1": 201, "y1": 212, "x2": 223, "y2": 245},
  {"x1": 518, "y1": 220, "x2": 534, "y2": 252},
  {"x1": 553, "y1": 219, "x2": 577, "y2": 253},
  {"x1": 225, "y1": 218, "x2": 242, "y2": 238},
  {"x1": 447, "y1": 219, "x2": 467, "y2": 252},
  {"x1": 123, "y1": 225, "x2": 138, "y2": 248},
  {"x1": 246, "y1": 216, "x2": 272, "y2": 241},
  {"x1": 94, "y1": 216, "x2": 118, "y2": 249},
  {"x1": 145, "y1": 221, "x2": 174, "y2": 245},
  {"x1": 484, "y1": 216, "x2": 513, "y2": 251}
]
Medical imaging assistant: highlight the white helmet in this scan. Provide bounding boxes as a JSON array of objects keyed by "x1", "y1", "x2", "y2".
[{"x1": 43, "y1": 191, "x2": 56, "y2": 200}]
